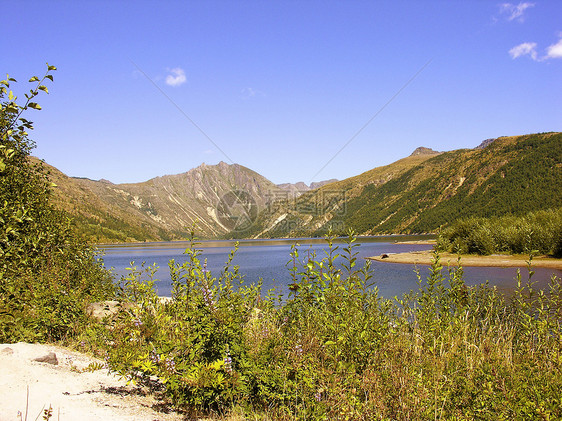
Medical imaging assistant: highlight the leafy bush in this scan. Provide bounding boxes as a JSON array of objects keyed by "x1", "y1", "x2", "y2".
[
  {"x1": 438, "y1": 208, "x2": 562, "y2": 256},
  {"x1": 0, "y1": 66, "x2": 114, "y2": 342},
  {"x1": 97, "y1": 228, "x2": 562, "y2": 419}
]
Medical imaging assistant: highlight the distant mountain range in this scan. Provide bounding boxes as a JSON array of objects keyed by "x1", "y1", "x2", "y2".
[
  {"x1": 40, "y1": 132, "x2": 561, "y2": 242},
  {"x1": 41, "y1": 158, "x2": 338, "y2": 242}
]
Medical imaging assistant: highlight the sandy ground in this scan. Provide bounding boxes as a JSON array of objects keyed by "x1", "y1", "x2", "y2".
[
  {"x1": 391, "y1": 240, "x2": 437, "y2": 245},
  {"x1": 0, "y1": 342, "x2": 184, "y2": 421},
  {"x1": 369, "y1": 250, "x2": 562, "y2": 270}
]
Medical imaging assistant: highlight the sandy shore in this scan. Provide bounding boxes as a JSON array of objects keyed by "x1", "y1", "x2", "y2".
[
  {"x1": 0, "y1": 342, "x2": 184, "y2": 421},
  {"x1": 369, "y1": 249, "x2": 562, "y2": 270},
  {"x1": 392, "y1": 240, "x2": 437, "y2": 245}
]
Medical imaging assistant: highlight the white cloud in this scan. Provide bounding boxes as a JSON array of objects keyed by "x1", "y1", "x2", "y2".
[
  {"x1": 165, "y1": 68, "x2": 187, "y2": 87},
  {"x1": 546, "y1": 38, "x2": 562, "y2": 59},
  {"x1": 242, "y1": 87, "x2": 256, "y2": 97},
  {"x1": 509, "y1": 42, "x2": 538, "y2": 60},
  {"x1": 241, "y1": 87, "x2": 265, "y2": 99},
  {"x1": 499, "y1": 2, "x2": 534, "y2": 22},
  {"x1": 509, "y1": 37, "x2": 562, "y2": 61}
]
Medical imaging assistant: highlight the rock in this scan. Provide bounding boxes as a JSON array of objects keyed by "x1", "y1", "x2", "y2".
[
  {"x1": 410, "y1": 147, "x2": 440, "y2": 156},
  {"x1": 475, "y1": 138, "x2": 496, "y2": 149},
  {"x1": 1, "y1": 347, "x2": 14, "y2": 355},
  {"x1": 87, "y1": 300, "x2": 130, "y2": 320},
  {"x1": 33, "y1": 352, "x2": 58, "y2": 365}
]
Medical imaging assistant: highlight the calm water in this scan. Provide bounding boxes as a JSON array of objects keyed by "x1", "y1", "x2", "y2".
[{"x1": 99, "y1": 236, "x2": 562, "y2": 299}]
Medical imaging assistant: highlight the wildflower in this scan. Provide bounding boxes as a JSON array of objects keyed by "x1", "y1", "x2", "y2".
[
  {"x1": 295, "y1": 344, "x2": 303, "y2": 356},
  {"x1": 203, "y1": 288, "x2": 214, "y2": 307},
  {"x1": 224, "y1": 355, "x2": 233, "y2": 374},
  {"x1": 164, "y1": 357, "x2": 175, "y2": 372},
  {"x1": 133, "y1": 319, "x2": 143, "y2": 328},
  {"x1": 149, "y1": 352, "x2": 160, "y2": 364},
  {"x1": 315, "y1": 391, "x2": 322, "y2": 402}
]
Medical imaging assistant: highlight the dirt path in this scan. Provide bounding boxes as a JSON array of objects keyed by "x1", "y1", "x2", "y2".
[
  {"x1": 0, "y1": 342, "x2": 184, "y2": 421},
  {"x1": 368, "y1": 250, "x2": 562, "y2": 270}
]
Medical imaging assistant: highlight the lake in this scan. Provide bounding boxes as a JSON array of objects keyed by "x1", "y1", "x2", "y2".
[{"x1": 100, "y1": 236, "x2": 562, "y2": 299}]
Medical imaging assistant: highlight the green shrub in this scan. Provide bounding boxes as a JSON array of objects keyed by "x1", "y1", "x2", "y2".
[
  {"x1": 0, "y1": 67, "x2": 114, "y2": 342},
  {"x1": 438, "y1": 208, "x2": 562, "y2": 256},
  {"x1": 98, "y1": 228, "x2": 562, "y2": 419}
]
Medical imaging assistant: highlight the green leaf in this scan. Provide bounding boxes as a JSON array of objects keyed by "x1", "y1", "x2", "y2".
[
  {"x1": 29, "y1": 76, "x2": 39, "y2": 82},
  {"x1": 45, "y1": 75, "x2": 54, "y2": 82},
  {"x1": 38, "y1": 85, "x2": 49, "y2": 94},
  {"x1": 28, "y1": 102, "x2": 42, "y2": 110},
  {"x1": 47, "y1": 65, "x2": 57, "y2": 71}
]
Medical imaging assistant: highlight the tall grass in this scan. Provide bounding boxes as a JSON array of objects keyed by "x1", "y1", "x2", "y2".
[{"x1": 81, "y1": 228, "x2": 562, "y2": 420}]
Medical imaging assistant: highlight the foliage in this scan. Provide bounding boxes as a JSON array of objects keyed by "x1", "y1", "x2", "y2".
[
  {"x1": 94, "y1": 227, "x2": 562, "y2": 419},
  {"x1": 437, "y1": 207, "x2": 562, "y2": 256},
  {"x1": 0, "y1": 66, "x2": 114, "y2": 342}
]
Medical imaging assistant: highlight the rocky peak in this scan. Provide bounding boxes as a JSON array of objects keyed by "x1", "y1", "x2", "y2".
[
  {"x1": 277, "y1": 179, "x2": 338, "y2": 193},
  {"x1": 310, "y1": 179, "x2": 338, "y2": 189},
  {"x1": 410, "y1": 147, "x2": 439, "y2": 156},
  {"x1": 475, "y1": 138, "x2": 496, "y2": 149}
]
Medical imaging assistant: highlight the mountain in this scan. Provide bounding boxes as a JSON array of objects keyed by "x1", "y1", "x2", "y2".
[
  {"x1": 43, "y1": 159, "x2": 339, "y2": 243},
  {"x1": 276, "y1": 179, "x2": 338, "y2": 198},
  {"x1": 41, "y1": 132, "x2": 561, "y2": 242},
  {"x1": 242, "y1": 132, "x2": 562, "y2": 238},
  {"x1": 42, "y1": 161, "x2": 286, "y2": 242}
]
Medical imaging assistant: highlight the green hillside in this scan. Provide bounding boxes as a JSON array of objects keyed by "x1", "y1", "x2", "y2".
[
  {"x1": 36, "y1": 158, "x2": 173, "y2": 243},
  {"x1": 244, "y1": 132, "x2": 562, "y2": 238}
]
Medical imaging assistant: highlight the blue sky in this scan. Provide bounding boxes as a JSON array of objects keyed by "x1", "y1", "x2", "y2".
[{"x1": 5, "y1": 0, "x2": 561, "y2": 185}]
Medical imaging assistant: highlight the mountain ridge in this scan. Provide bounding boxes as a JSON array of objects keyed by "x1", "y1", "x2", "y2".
[
  {"x1": 242, "y1": 132, "x2": 562, "y2": 238},
  {"x1": 41, "y1": 159, "x2": 339, "y2": 242},
  {"x1": 39, "y1": 132, "x2": 561, "y2": 242}
]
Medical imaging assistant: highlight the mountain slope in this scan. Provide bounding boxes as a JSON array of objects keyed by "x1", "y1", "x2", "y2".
[
  {"x1": 243, "y1": 132, "x2": 562, "y2": 238},
  {"x1": 242, "y1": 147, "x2": 441, "y2": 238},
  {"x1": 38, "y1": 160, "x2": 169, "y2": 243},
  {"x1": 45, "y1": 161, "x2": 282, "y2": 242},
  {"x1": 42, "y1": 132, "x2": 561, "y2": 242}
]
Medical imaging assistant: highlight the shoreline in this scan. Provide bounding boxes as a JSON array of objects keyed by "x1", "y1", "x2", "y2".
[
  {"x1": 368, "y1": 250, "x2": 562, "y2": 270},
  {"x1": 392, "y1": 240, "x2": 436, "y2": 245}
]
